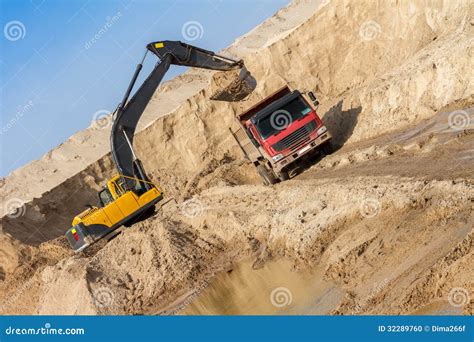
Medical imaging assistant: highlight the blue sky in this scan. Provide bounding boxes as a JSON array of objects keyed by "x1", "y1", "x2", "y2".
[{"x1": 0, "y1": 0, "x2": 288, "y2": 177}]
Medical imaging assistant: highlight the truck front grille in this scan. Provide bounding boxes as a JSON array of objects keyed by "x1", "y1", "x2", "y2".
[{"x1": 272, "y1": 120, "x2": 316, "y2": 152}]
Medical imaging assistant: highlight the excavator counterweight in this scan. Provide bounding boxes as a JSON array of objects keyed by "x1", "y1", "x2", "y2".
[{"x1": 65, "y1": 40, "x2": 253, "y2": 252}]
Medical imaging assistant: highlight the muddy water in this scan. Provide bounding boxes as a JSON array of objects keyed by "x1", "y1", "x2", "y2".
[{"x1": 181, "y1": 259, "x2": 343, "y2": 315}]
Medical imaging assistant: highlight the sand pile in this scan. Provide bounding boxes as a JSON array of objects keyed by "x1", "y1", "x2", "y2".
[
  {"x1": 37, "y1": 219, "x2": 227, "y2": 314},
  {"x1": 1, "y1": 0, "x2": 473, "y2": 315},
  {"x1": 0, "y1": 236, "x2": 70, "y2": 314},
  {"x1": 0, "y1": 234, "x2": 29, "y2": 281}
]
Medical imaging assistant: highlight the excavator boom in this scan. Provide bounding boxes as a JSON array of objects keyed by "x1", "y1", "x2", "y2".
[
  {"x1": 147, "y1": 41, "x2": 243, "y2": 70},
  {"x1": 111, "y1": 40, "x2": 248, "y2": 190}
]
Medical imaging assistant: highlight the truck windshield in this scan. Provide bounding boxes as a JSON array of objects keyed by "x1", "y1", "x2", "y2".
[
  {"x1": 256, "y1": 96, "x2": 311, "y2": 140},
  {"x1": 98, "y1": 188, "x2": 114, "y2": 207}
]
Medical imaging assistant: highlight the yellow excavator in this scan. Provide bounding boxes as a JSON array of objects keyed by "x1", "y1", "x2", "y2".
[{"x1": 66, "y1": 41, "x2": 251, "y2": 252}]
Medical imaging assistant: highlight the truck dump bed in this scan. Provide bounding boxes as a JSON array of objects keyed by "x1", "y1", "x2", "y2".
[
  {"x1": 229, "y1": 127, "x2": 261, "y2": 161},
  {"x1": 237, "y1": 86, "x2": 291, "y2": 123}
]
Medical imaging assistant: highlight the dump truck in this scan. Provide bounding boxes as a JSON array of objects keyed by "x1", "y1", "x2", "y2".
[
  {"x1": 230, "y1": 85, "x2": 332, "y2": 185},
  {"x1": 66, "y1": 40, "x2": 252, "y2": 252}
]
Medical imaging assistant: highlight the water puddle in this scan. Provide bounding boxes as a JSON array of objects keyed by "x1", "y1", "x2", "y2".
[
  {"x1": 410, "y1": 301, "x2": 462, "y2": 315},
  {"x1": 181, "y1": 259, "x2": 343, "y2": 315}
]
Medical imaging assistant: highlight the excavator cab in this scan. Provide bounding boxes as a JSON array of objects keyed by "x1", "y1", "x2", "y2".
[{"x1": 98, "y1": 187, "x2": 114, "y2": 207}]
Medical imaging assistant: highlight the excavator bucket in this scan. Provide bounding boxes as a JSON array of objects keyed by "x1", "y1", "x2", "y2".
[
  {"x1": 210, "y1": 67, "x2": 256, "y2": 102},
  {"x1": 146, "y1": 40, "x2": 255, "y2": 102}
]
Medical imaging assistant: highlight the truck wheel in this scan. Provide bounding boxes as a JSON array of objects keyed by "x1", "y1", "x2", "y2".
[
  {"x1": 256, "y1": 165, "x2": 278, "y2": 185},
  {"x1": 278, "y1": 170, "x2": 289, "y2": 182}
]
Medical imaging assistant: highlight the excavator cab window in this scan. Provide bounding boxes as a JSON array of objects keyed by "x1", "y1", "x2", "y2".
[
  {"x1": 112, "y1": 180, "x2": 125, "y2": 197},
  {"x1": 98, "y1": 188, "x2": 114, "y2": 207},
  {"x1": 117, "y1": 179, "x2": 126, "y2": 194}
]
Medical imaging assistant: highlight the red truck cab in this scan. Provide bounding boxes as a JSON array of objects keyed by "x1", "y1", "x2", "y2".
[{"x1": 231, "y1": 86, "x2": 332, "y2": 184}]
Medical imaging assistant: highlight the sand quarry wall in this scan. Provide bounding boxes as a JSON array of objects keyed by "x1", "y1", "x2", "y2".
[{"x1": 1, "y1": 0, "x2": 473, "y2": 245}]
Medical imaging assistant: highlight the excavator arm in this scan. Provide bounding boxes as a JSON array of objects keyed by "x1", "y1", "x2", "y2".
[
  {"x1": 111, "y1": 40, "x2": 249, "y2": 191},
  {"x1": 66, "y1": 41, "x2": 252, "y2": 252}
]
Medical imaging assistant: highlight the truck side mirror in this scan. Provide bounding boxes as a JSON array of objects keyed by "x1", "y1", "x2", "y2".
[{"x1": 308, "y1": 92, "x2": 320, "y2": 107}]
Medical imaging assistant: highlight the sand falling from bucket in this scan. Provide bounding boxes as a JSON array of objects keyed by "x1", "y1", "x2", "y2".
[{"x1": 209, "y1": 67, "x2": 256, "y2": 102}]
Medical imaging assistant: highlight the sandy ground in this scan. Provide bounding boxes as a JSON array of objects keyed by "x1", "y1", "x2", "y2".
[{"x1": 0, "y1": 0, "x2": 473, "y2": 315}]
